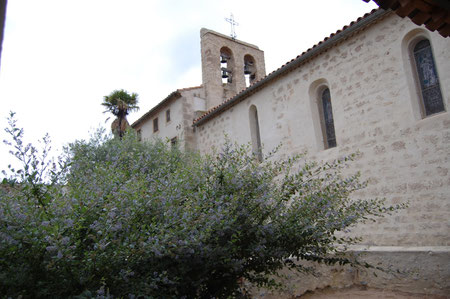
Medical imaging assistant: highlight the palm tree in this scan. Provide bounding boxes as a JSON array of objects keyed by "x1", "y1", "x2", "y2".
[{"x1": 102, "y1": 89, "x2": 139, "y2": 138}]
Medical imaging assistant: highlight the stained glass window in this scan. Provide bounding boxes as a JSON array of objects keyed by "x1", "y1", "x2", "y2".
[
  {"x1": 322, "y1": 88, "x2": 336, "y2": 148},
  {"x1": 413, "y1": 39, "x2": 445, "y2": 116}
]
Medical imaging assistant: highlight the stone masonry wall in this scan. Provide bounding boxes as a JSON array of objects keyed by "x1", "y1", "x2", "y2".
[
  {"x1": 200, "y1": 29, "x2": 266, "y2": 110},
  {"x1": 136, "y1": 87, "x2": 204, "y2": 151},
  {"x1": 195, "y1": 13, "x2": 450, "y2": 248}
]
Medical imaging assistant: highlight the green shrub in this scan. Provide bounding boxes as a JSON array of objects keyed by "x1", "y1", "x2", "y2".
[{"x1": 0, "y1": 112, "x2": 404, "y2": 298}]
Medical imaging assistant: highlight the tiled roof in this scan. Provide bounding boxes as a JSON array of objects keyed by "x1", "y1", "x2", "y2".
[
  {"x1": 131, "y1": 85, "x2": 202, "y2": 128},
  {"x1": 366, "y1": 0, "x2": 450, "y2": 37},
  {"x1": 192, "y1": 8, "x2": 390, "y2": 127},
  {"x1": 177, "y1": 85, "x2": 202, "y2": 92}
]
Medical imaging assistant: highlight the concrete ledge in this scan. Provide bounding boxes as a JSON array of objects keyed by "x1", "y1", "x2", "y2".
[
  {"x1": 252, "y1": 249, "x2": 450, "y2": 298},
  {"x1": 347, "y1": 245, "x2": 450, "y2": 252}
]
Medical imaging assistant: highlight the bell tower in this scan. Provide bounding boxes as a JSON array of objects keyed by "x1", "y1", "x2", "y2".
[{"x1": 200, "y1": 28, "x2": 266, "y2": 110}]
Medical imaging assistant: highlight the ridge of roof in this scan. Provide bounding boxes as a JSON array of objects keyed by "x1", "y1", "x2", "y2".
[
  {"x1": 193, "y1": 8, "x2": 390, "y2": 127},
  {"x1": 178, "y1": 85, "x2": 202, "y2": 92}
]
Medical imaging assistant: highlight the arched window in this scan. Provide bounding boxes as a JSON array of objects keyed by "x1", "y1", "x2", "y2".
[
  {"x1": 244, "y1": 54, "x2": 256, "y2": 87},
  {"x1": 249, "y1": 105, "x2": 262, "y2": 161},
  {"x1": 412, "y1": 39, "x2": 445, "y2": 116},
  {"x1": 220, "y1": 47, "x2": 233, "y2": 84},
  {"x1": 320, "y1": 88, "x2": 336, "y2": 149}
]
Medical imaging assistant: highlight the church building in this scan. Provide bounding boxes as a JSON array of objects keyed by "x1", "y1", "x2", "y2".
[{"x1": 132, "y1": 7, "x2": 449, "y2": 297}]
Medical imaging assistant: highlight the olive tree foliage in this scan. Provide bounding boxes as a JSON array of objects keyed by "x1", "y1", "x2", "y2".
[{"x1": 0, "y1": 112, "x2": 404, "y2": 298}]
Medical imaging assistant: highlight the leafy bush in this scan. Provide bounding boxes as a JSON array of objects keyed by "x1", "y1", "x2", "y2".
[{"x1": 0, "y1": 113, "x2": 404, "y2": 298}]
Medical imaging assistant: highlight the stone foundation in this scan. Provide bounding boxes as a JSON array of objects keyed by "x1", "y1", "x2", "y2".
[{"x1": 252, "y1": 247, "x2": 450, "y2": 298}]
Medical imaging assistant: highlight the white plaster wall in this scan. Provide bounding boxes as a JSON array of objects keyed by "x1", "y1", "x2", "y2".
[
  {"x1": 137, "y1": 87, "x2": 204, "y2": 151},
  {"x1": 138, "y1": 97, "x2": 185, "y2": 146}
]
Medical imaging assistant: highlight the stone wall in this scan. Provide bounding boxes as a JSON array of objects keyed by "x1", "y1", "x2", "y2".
[
  {"x1": 200, "y1": 28, "x2": 266, "y2": 110},
  {"x1": 195, "y1": 13, "x2": 450, "y2": 296},
  {"x1": 133, "y1": 11, "x2": 450, "y2": 296},
  {"x1": 137, "y1": 87, "x2": 204, "y2": 151},
  {"x1": 250, "y1": 247, "x2": 450, "y2": 297},
  {"x1": 180, "y1": 87, "x2": 205, "y2": 151},
  {"x1": 196, "y1": 13, "x2": 450, "y2": 247}
]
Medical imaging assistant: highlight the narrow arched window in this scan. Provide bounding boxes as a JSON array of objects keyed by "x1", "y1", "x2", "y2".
[
  {"x1": 413, "y1": 39, "x2": 445, "y2": 116},
  {"x1": 320, "y1": 88, "x2": 336, "y2": 149},
  {"x1": 249, "y1": 105, "x2": 262, "y2": 161}
]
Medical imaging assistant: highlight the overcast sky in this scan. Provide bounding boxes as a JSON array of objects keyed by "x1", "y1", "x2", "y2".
[{"x1": 0, "y1": 0, "x2": 377, "y2": 167}]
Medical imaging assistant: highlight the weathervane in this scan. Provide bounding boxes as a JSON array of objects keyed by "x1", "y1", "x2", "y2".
[{"x1": 225, "y1": 13, "x2": 238, "y2": 40}]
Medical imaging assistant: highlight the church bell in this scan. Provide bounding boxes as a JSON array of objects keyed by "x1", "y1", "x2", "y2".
[
  {"x1": 220, "y1": 54, "x2": 230, "y2": 64},
  {"x1": 222, "y1": 69, "x2": 229, "y2": 78},
  {"x1": 244, "y1": 61, "x2": 253, "y2": 75}
]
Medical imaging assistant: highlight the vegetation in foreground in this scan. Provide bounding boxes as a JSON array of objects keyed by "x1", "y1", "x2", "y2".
[{"x1": 0, "y1": 112, "x2": 404, "y2": 298}]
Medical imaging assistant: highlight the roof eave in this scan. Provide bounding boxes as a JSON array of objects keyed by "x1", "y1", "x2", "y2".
[{"x1": 131, "y1": 91, "x2": 181, "y2": 128}]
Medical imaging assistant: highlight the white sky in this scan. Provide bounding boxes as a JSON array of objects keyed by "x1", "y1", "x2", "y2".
[{"x1": 0, "y1": 0, "x2": 377, "y2": 168}]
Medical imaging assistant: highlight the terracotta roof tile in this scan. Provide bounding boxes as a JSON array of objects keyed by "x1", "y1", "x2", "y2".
[{"x1": 368, "y1": 0, "x2": 450, "y2": 37}]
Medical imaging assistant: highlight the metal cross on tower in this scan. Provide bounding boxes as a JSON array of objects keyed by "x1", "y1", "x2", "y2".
[{"x1": 225, "y1": 13, "x2": 238, "y2": 40}]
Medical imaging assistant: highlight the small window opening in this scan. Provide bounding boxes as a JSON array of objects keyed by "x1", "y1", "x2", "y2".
[
  {"x1": 166, "y1": 109, "x2": 171, "y2": 122},
  {"x1": 153, "y1": 118, "x2": 159, "y2": 132},
  {"x1": 220, "y1": 47, "x2": 233, "y2": 84},
  {"x1": 413, "y1": 39, "x2": 445, "y2": 116},
  {"x1": 170, "y1": 137, "x2": 178, "y2": 148},
  {"x1": 137, "y1": 129, "x2": 142, "y2": 142}
]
